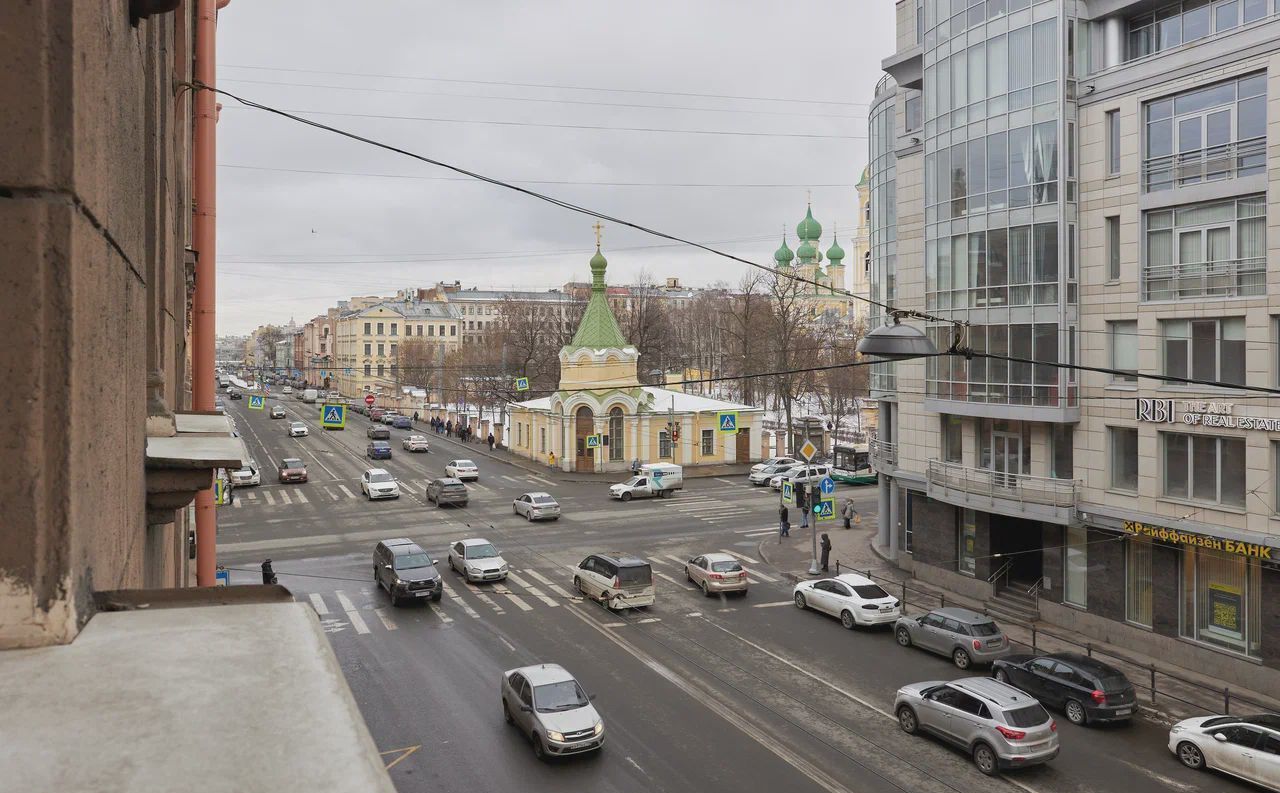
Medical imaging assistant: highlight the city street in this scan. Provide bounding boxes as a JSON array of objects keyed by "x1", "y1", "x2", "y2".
[{"x1": 220, "y1": 396, "x2": 1257, "y2": 793}]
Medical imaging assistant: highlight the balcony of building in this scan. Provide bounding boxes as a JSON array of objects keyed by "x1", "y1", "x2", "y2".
[
  {"x1": 869, "y1": 438, "x2": 898, "y2": 471},
  {"x1": 927, "y1": 459, "x2": 1079, "y2": 525},
  {"x1": 1142, "y1": 137, "x2": 1266, "y2": 195},
  {"x1": 1142, "y1": 256, "x2": 1266, "y2": 301}
]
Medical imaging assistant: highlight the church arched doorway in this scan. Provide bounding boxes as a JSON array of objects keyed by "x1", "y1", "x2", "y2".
[{"x1": 575, "y1": 406, "x2": 595, "y2": 473}]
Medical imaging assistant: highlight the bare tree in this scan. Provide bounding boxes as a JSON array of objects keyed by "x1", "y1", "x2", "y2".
[
  {"x1": 720, "y1": 272, "x2": 770, "y2": 405},
  {"x1": 256, "y1": 325, "x2": 283, "y2": 371},
  {"x1": 766, "y1": 272, "x2": 814, "y2": 455},
  {"x1": 812, "y1": 319, "x2": 870, "y2": 445},
  {"x1": 616, "y1": 270, "x2": 673, "y2": 384}
]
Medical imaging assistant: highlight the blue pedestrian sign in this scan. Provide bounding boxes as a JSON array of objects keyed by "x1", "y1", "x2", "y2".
[
  {"x1": 321, "y1": 403, "x2": 346, "y2": 430},
  {"x1": 782, "y1": 480, "x2": 794, "y2": 505},
  {"x1": 585, "y1": 434, "x2": 601, "y2": 449},
  {"x1": 215, "y1": 566, "x2": 230, "y2": 587},
  {"x1": 717, "y1": 411, "x2": 738, "y2": 433},
  {"x1": 819, "y1": 476, "x2": 836, "y2": 495},
  {"x1": 515, "y1": 376, "x2": 530, "y2": 392},
  {"x1": 815, "y1": 498, "x2": 836, "y2": 521},
  {"x1": 247, "y1": 394, "x2": 265, "y2": 411}
]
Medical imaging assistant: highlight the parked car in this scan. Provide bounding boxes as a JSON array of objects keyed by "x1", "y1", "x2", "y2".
[
  {"x1": 513, "y1": 492, "x2": 560, "y2": 521},
  {"x1": 748, "y1": 460, "x2": 799, "y2": 485},
  {"x1": 367, "y1": 441, "x2": 392, "y2": 460},
  {"x1": 991, "y1": 652, "x2": 1137, "y2": 725},
  {"x1": 895, "y1": 677, "x2": 1059, "y2": 775},
  {"x1": 572, "y1": 553, "x2": 654, "y2": 610},
  {"x1": 360, "y1": 468, "x2": 400, "y2": 500},
  {"x1": 426, "y1": 477, "x2": 468, "y2": 507},
  {"x1": 392, "y1": 415, "x2": 412, "y2": 429},
  {"x1": 750, "y1": 456, "x2": 798, "y2": 474},
  {"x1": 369, "y1": 408, "x2": 386, "y2": 422},
  {"x1": 445, "y1": 459, "x2": 479, "y2": 481},
  {"x1": 277, "y1": 457, "x2": 307, "y2": 484},
  {"x1": 366, "y1": 425, "x2": 390, "y2": 440},
  {"x1": 270, "y1": 405, "x2": 286, "y2": 419},
  {"x1": 793, "y1": 573, "x2": 900, "y2": 629},
  {"x1": 381, "y1": 412, "x2": 400, "y2": 425},
  {"x1": 896, "y1": 607, "x2": 1011, "y2": 670},
  {"x1": 501, "y1": 664, "x2": 604, "y2": 760},
  {"x1": 288, "y1": 421, "x2": 308, "y2": 437},
  {"x1": 373, "y1": 538, "x2": 441, "y2": 605},
  {"x1": 402, "y1": 434, "x2": 429, "y2": 452},
  {"x1": 447, "y1": 538, "x2": 508, "y2": 582},
  {"x1": 229, "y1": 461, "x2": 260, "y2": 487},
  {"x1": 1168, "y1": 713, "x2": 1280, "y2": 788},
  {"x1": 684, "y1": 552, "x2": 748, "y2": 596}
]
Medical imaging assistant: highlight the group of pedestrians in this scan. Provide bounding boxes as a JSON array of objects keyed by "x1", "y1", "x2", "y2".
[
  {"x1": 422, "y1": 415, "x2": 497, "y2": 451},
  {"x1": 777, "y1": 493, "x2": 861, "y2": 573}
]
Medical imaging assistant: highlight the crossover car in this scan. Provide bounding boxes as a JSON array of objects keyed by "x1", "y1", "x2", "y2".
[
  {"x1": 748, "y1": 461, "x2": 799, "y2": 485},
  {"x1": 573, "y1": 553, "x2": 654, "y2": 610},
  {"x1": 360, "y1": 468, "x2": 400, "y2": 500},
  {"x1": 513, "y1": 492, "x2": 561, "y2": 521},
  {"x1": 992, "y1": 652, "x2": 1136, "y2": 725},
  {"x1": 367, "y1": 440, "x2": 392, "y2": 460},
  {"x1": 402, "y1": 435, "x2": 430, "y2": 452},
  {"x1": 445, "y1": 459, "x2": 479, "y2": 481},
  {"x1": 896, "y1": 608, "x2": 1011, "y2": 670},
  {"x1": 228, "y1": 461, "x2": 260, "y2": 487},
  {"x1": 373, "y1": 538, "x2": 442, "y2": 605},
  {"x1": 770, "y1": 464, "x2": 832, "y2": 490},
  {"x1": 270, "y1": 405, "x2": 286, "y2": 419},
  {"x1": 426, "y1": 477, "x2": 469, "y2": 507},
  {"x1": 369, "y1": 408, "x2": 386, "y2": 422},
  {"x1": 896, "y1": 677, "x2": 1059, "y2": 775},
  {"x1": 228, "y1": 389, "x2": 242, "y2": 400},
  {"x1": 685, "y1": 552, "x2": 748, "y2": 596},
  {"x1": 1168, "y1": 713, "x2": 1280, "y2": 788},
  {"x1": 366, "y1": 425, "x2": 390, "y2": 440},
  {"x1": 277, "y1": 457, "x2": 307, "y2": 484},
  {"x1": 447, "y1": 538, "x2": 509, "y2": 582},
  {"x1": 502, "y1": 664, "x2": 604, "y2": 760},
  {"x1": 287, "y1": 421, "x2": 308, "y2": 437},
  {"x1": 793, "y1": 573, "x2": 900, "y2": 629}
]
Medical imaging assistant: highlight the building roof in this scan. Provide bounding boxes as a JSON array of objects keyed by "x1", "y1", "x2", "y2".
[
  {"x1": 640, "y1": 386, "x2": 757, "y2": 413},
  {"x1": 796, "y1": 205, "x2": 823, "y2": 241},
  {"x1": 567, "y1": 247, "x2": 629, "y2": 350}
]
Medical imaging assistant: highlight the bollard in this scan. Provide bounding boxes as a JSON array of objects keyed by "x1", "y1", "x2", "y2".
[
  {"x1": 901, "y1": 582, "x2": 907, "y2": 607},
  {"x1": 1224, "y1": 687, "x2": 1231, "y2": 714},
  {"x1": 940, "y1": 594, "x2": 946, "y2": 608},
  {"x1": 1031, "y1": 625, "x2": 1038, "y2": 652},
  {"x1": 836, "y1": 560, "x2": 841, "y2": 575},
  {"x1": 1086, "y1": 642, "x2": 1093, "y2": 657},
  {"x1": 1149, "y1": 665, "x2": 1157, "y2": 705}
]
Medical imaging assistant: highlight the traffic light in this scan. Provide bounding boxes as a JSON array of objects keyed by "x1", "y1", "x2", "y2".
[{"x1": 672, "y1": 425, "x2": 680, "y2": 443}]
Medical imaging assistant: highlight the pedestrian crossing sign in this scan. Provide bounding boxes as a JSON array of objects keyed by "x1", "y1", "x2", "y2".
[
  {"x1": 247, "y1": 394, "x2": 265, "y2": 410},
  {"x1": 515, "y1": 376, "x2": 530, "y2": 392},
  {"x1": 782, "y1": 480, "x2": 794, "y2": 505},
  {"x1": 717, "y1": 411, "x2": 738, "y2": 433},
  {"x1": 585, "y1": 434, "x2": 601, "y2": 449},
  {"x1": 321, "y1": 403, "x2": 346, "y2": 429},
  {"x1": 815, "y1": 498, "x2": 836, "y2": 521}
]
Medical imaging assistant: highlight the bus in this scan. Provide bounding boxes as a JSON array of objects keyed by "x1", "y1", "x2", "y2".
[{"x1": 830, "y1": 443, "x2": 876, "y2": 485}]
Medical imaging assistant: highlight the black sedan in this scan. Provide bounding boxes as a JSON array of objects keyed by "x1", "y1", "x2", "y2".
[{"x1": 992, "y1": 652, "x2": 1137, "y2": 725}]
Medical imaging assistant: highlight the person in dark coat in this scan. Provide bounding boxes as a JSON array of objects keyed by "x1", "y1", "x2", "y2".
[
  {"x1": 487, "y1": 433, "x2": 495, "y2": 451},
  {"x1": 261, "y1": 558, "x2": 278, "y2": 585},
  {"x1": 446, "y1": 420, "x2": 453, "y2": 436},
  {"x1": 819, "y1": 534, "x2": 832, "y2": 572},
  {"x1": 778, "y1": 503, "x2": 790, "y2": 540},
  {"x1": 797, "y1": 487, "x2": 810, "y2": 529}
]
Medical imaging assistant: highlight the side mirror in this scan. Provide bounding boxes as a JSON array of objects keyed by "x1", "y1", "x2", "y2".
[
  {"x1": 432, "y1": 558, "x2": 439, "y2": 565},
  {"x1": 1213, "y1": 733, "x2": 1228, "y2": 742},
  {"x1": 588, "y1": 693, "x2": 597, "y2": 701},
  {"x1": 383, "y1": 564, "x2": 393, "y2": 571},
  {"x1": 520, "y1": 705, "x2": 533, "y2": 713}
]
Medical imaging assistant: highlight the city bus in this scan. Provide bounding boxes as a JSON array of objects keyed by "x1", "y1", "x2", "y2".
[{"x1": 830, "y1": 443, "x2": 876, "y2": 485}]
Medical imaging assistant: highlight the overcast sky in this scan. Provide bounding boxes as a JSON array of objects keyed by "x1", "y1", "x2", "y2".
[{"x1": 215, "y1": 0, "x2": 894, "y2": 334}]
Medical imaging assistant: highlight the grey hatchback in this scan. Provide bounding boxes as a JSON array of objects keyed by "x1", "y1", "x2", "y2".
[
  {"x1": 895, "y1": 677, "x2": 1059, "y2": 775},
  {"x1": 426, "y1": 477, "x2": 469, "y2": 507},
  {"x1": 895, "y1": 607, "x2": 1010, "y2": 669}
]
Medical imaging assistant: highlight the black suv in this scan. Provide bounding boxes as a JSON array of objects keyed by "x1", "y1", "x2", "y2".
[
  {"x1": 373, "y1": 538, "x2": 442, "y2": 605},
  {"x1": 992, "y1": 652, "x2": 1137, "y2": 725}
]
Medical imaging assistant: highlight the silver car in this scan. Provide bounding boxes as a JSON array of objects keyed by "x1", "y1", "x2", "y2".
[
  {"x1": 895, "y1": 607, "x2": 1011, "y2": 669},
  {"x1": 684, "y1": 552, "x2": 748, "y2": 596},
  {"x1": 895, "y1": 677, "x2": 1059, "y2": 776},
  {"x1": 513, "y1": 492, "x2": 561, "y2": 521},
  {"x1": 447, "y1": 538, "x2": 508, "y2": 582},
  {"x1": 748, "y1": 461, "x2": 798, "y2": 486},
  {"x1": 501, "y1": 664, "x2": 604, "y2": 760}
]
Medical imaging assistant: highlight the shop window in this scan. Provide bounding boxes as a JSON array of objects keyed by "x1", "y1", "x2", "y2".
[
  {"x1": 1162, "y1": 432, "x2": 1246, "y2": 507},
  {"x1": 1125, "y1": 535, "x2": 1153, "y2": 627},
  {"x1": 1110, "y1": 427, "x2": 1139, "y2": 492},
  {"x1": 1064, "y1": 525, "x2": 1088, "y2": 607},
  {"x1": 1180, "y1": 545, "x2": 1263, "y2": 658},
  {"x1": 701, "y1": 429, "x2": 714, "y2": 456},
  {"x1": 958, "y1": 509, "x2": 977, "y2": 577}
]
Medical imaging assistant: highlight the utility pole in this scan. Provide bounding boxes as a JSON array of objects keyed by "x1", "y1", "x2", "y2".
[{"x1": 807, "y1": 479, "x2": 820, "y2": 576}]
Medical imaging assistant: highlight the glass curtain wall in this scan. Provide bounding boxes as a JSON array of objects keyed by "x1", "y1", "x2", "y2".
[
  {"x1": 921, "y1": 0, "x2": 1078, "y2": 408},
  {"x1": 869, "y1": 75, "x2": 900, "y2": 393}
]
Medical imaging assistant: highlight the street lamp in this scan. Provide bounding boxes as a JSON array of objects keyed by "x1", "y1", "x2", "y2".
[{"x1": 856, "y1": 315, "x2": 939, "y2": 361}]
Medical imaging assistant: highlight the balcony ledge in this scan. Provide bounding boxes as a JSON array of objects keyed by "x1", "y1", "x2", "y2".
[
  {"x1": 881, "y1": 46, "x2": 922, "y2": 89},
  {"x1": 145, "y1": 412, "x2": 248, "y2": 523}
]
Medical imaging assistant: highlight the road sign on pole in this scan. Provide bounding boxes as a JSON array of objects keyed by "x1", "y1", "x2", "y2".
[
  {"x1": 815, "y1": 498, "x2": 836, "y2": 521},
  {"x1": 214, "y1": 478, "x2": 229, "y2": 505},
  {"x1": 321, "y1": 403, "x2": 346, "y2": 430},
  {"x1": 515, "y1": 376, "x2": 530, "y2": 392},
  {"x1": 364, "y1": 394, "x2": 376, "y2": 406},
  {"x1": 717, "y1": 411, "x2": 738, "y2": 433},
  {"x1": 798, "y1": 439, "x2": 818, "y2": 462},
  {"x1": 819, "y1": 476, "x2": 835, "y2": 496},
  {"x1": 214, "y1": 566, "x2": 230, "y2": 587},
  {"x1": 247, "y1": 394, "x2": 265, "y2": 411},
  {"x1": 782, "y1": 480, "x2": 794, "y2": 505},
  {"x1": 585, "y1": 434, "x2": 602, "y2": 449}
]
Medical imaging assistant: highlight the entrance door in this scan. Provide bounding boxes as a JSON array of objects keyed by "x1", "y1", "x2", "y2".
[
  {"x1": 574, "y1": 406, "x2": 595, "y2": 473},
  {"x1": 992, "y1": 430, "x2": 1021, "y2": 489},
  {"x1": 736, "y1": 428, "x2": 750, "y2": 463}
]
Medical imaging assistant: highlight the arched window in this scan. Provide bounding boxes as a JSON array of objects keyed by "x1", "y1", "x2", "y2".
[{"x1": 609, "y1": 407, "x2": 624, "y2": 461}]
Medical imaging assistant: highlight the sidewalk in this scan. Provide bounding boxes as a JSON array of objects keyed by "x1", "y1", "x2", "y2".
[{"x1": 758, "y1": 525, "x2": 1280, "y2": 724}]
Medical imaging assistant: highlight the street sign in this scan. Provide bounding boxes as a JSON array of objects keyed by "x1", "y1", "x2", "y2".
[
  {"x1": 781, "y1": 480, "x2": 794, "y2": 505},
  {"x1": 798, "y1": 439, "x2": 818, "y2": 462},
  {"x1": 717, "y1": 411, "x2": 738, "y2": 433},
  {"x1": 515, "y1": 376, "x2": 530, "y2": 392},
  {"x1": 321, "y1": 403, "x2": 346, "y2": 430},
  {"x1": 247, "y1": 394, "x2": 265, "y2": 411},
  {"x1": 215, "y1": 566, "x2": 230, "y2": 587},
  {"x1": 214, "y1": 478, "x2": 230, "y2": 505},
  {"x1": 585, "y1": 434, "x2": 601, "y2": 449},
  {"x1": 364, "y1": 394, "x2": 376, "y2": 406},
  {"x1": 819, "y1": 476, "x2": 835, "y2": 495},
  {"x1": 815, "y1": 498, "x2": 836, "y2": 521}
]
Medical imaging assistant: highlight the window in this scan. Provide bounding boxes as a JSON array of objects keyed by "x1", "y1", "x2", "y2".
[
  {"x1": 377, "y1": 343, "x2": 384, "y2": 356},
  {"x1": 1064, "y1": 525, "x2": 1088, "y2": 607},
  {"x1": 1143, "y1": 196, "x2": 1265, "y2": 301},
  {"x1": 942, "y1": 415, "x2": 963, "y2": 463},
  {"x1": 389, "y1": 364, "x2": 397, "y2": 377},
  {"x1": 1110, "y1": 426, "x2": 1139, "y2": 492},
  {"x1": 1125, "y1": 535, "x2": 1153, "y2": 627},
  {"x1": 1105, "y1": 111, "x2": 1121, "y2": 176},
  {"x1": 417, "y1": 324, "x2": 423, "y2": 335},
  {"x1": 516, "y1": 424, "x2": 522, "y2": 446},
  {"x1": 915, "y1": 0, "x2": 923, "y2": 43},
  {"x1": 1129, "y1": 2, "x2": 1271, "y2": 61},
  {"x1": 1106, "y1": 216, "x2": 1121, "y2": 280},
  {"x1": 701, "y1": 429, "x2": 714, "y2": 456},
  {"x1": 905, "y1": 95, "x2": 922, "y2": 132},
  {"x1": 363, "y1": 364, "x2": 371, "y2": 376},
  {"x1": 659, "y1": 431, "x2": 672, "y2": 458},
  {"x1": 427, "y1": 325, "x2": 435, "y2": 337},
  {"x1": 390, "y1": 323, "x2": 397, "y2": 336},
  {"x1": 1163, "y1": 432, "x2": 1245, "y2": 507},
  {"x1": 376, "y1": 322, "x2": 384, "y2": 335},
  {"x1": 376, "y1": 364, "x2": 384, "y2": 377},
  {"x1": 1180, "y1": 544, "x2": 1264, "y2": 657},
  {"x1": 1160, "y1": 317, "x2": 1245, "y2": 386},
  {"x1": 389, "y1": 344, "x2": 396, "y2": 356},
  {"x1": 1143, "y1": 73, "x2": 1266, "y2": 192},
  {"x1": 364, "y1": 322, "x2": 371, "y2": 335},
  {"x1": 540, "y1": 427, "x2": 546, "y2": 453},
  {"x1": 1051, "y1": 425, "x2": 1073, "y2": 479},
  {"x1": 450, "y1": 326, "x2": 457, "y2": 336},
  {"x1": 1109, "y1": 321, "x2": 1138, "y2": 383},
  {"x1": 609, "y1": 407, "x2": 624, "y2": 462},
  {"x1": 363, "y1": 343, "x2": 371, "y2": 356},
  {"x1": 958, "y1": 509, "x2": 977, "y2": 576}
]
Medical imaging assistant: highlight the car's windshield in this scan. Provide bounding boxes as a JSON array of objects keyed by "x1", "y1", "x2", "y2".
[
  {"x1": 282, "y1": 458, "x2": 303, "y2": 468},
  {"x1": 710, "y1": 561, "x2": 743, "y2": 573},
  {"x1": 1005, "y1": 703, "x2": 1051, "y2": 728},
  {"x1": 533, "y1": 680, "x2": 589, "y2": 712},
  {"x1": 368, "y1": 472, "x2": 394, "y2": 483},
  {"x1": 970, "y1": 622, "x2": 1000, "y2": 637},
  {"x1": 466, "y1": 543, "x2": 499, "y2": 559},
  {"x1": 532, "y1": 496, "x2": 557, "y2": 504},
  {"x1": 623, "y1": 477, "x2": 642, "y2": 487},
  {"x1": 395, "y1": 553, "x2": 432, "y2": 571},
  {"x1": 852, "y1": 584, "x2": 891, "y2": 599},
  {"x1": 237, "y1": 464, "x2": 255, "y2": 474}
]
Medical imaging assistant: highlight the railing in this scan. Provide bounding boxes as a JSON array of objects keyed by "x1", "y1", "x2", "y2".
[
  {"x1": 869, "y1": 439, "x2": 898, "y2": 467},
  {"x1": 1142, "y1": 257, "x2": 1266, "y2": 301},
  {"x1": 1026, "y1": 576, "x2": 1047, "y2": 600},
  {"x1": 1142, "y1": 138, "x2": 1266, "y2": 192},
  {"x1": 987, "y1": 559, "x2": 1013, "y2": 589},
  {"x1": 927, "y1": 459, "x2": 1079, "y2": 509}
]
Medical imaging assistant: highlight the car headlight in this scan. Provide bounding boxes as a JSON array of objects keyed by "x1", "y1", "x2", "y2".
[
  {"x1": 1169, "y1": 725, "x2": 1185, "y2": 734},
  {"x1": 547, "y1": 731, "x2": 565, "y2": 743},
  {"x1": 500, "y1": 564, "x2": 508, "y2": 572},
  {"x1": 593, "y1": 722, "x2": 604, "y2": 735}
]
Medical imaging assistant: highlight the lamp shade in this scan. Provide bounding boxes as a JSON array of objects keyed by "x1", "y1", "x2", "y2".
[{"x1": 857, "y1": 322, "x2": 938, "y2": 361}]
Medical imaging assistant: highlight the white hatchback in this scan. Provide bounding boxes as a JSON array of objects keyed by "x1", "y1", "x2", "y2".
[
  {"x1": 1169, "y1": 714, "x2": 1280, "y2": 789},
  {"x1": 793, "y1": 573, "x2": 901, "y2": 629},
  {"x1": 360, "y1": 468, "x2": 400, "y2": 500},
  {"x1": 445, "y1": 459, "x2": 479, "y2": 481}
]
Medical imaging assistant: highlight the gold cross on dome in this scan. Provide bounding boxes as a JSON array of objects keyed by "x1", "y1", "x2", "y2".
[{"x1": 593, "y1": 221, "x2": 604, "y2": 248}]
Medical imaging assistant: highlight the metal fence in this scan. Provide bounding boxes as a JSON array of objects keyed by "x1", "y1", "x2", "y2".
[{"x1": 927, "y1": 459, "x2": 1079, "y2": 509}]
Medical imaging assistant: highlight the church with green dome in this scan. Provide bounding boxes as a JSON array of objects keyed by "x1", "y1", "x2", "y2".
[{"x1": 772, "y1": 203, "x2": 855, "y2": 320}]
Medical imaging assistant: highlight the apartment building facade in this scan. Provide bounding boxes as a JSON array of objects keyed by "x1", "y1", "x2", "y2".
[
  {"x1": 870, "y1": 0, "x2": 1279, "y2": 687},
  {"x1": 332, "y1": 300, "x2": 462, "y2": 397}
]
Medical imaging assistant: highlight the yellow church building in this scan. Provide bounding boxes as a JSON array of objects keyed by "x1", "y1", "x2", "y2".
[{"x1": 508, "y1": 239, "x2": 765, "y2": 474}]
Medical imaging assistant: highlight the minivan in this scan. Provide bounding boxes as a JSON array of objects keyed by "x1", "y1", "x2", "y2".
[
  {"x1": 573, "y1": 553, "x2": 655, "y2": 610},
  {"x1": 426, "y1": 477, "x2": 469, "y2": 507}
]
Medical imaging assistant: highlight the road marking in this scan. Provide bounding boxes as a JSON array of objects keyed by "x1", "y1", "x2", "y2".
[
  {"x1": 397, "y1": 481, "x2": 415, "y2": 494},
  {"x1": 442, "y1": 583, "x2": 480, "y2": 618},
  {"x1": 686, "y1": 612, "x2": 702, "y2": 617},
  {"x1": 625, "y1": 756, "x2": 646, "y2": 775},
  {"x1": 662, "y1": 554, "x2": 688, "y2": 567},
  {"x1": 373, "y1": 608, "x2": 398, "y2": 630},
  {"x1": 233, "y1": 496, "x2": 243, "y2": 509},
  {"x1": 263, "y1": 490, "x2": 276, "y2": 507},
  {"x1": 334, "y1": 590, "x2": 371, "y2": 634},
  {"x1": 527, "y1": 475, "x2": 555, "y2": 487},
  {"x1": 602, "y1": 621, "x2": 626, "y2": 628},
  {"x1": 635, "y1": 617, "x2": 661, "y2": 624},
  {"x1": 720, "y1": 549, "x2": 761, "y2": 564},
  {"x1": 432, "y1": 604, "x2": 453, "y2": 624},
  {"x1": 715, "y1": 478, "x2": 737, "y2": 485},
  {"x1": 279, "y1": 490, "x2": 293, "y2": 506},
  {"x1": 326, "y1": 488, "x2": 341, "y2": 501},
  {"x1": 748, "y1": 569, "x2": 779, "y2": 583},
  {"x1": 505, "y1": 572, "x2": 558, "y2": 608},
  {"x1": 465, "y1": 582, "x2": 505, "y2": 614},
  {"x1": 735, "y1": 526, "x2": 777, "y2": 533},
  {"x1": 338, "y1": 485, "x2": 356, "y2": 499},
  {"x1": 501, "y1": 475, "x2": 518, "y2": 483},
  {"x1": 308, "y1": 593, "x2": 329, "y2": 615},
  {"x1": 523, "y1": 569, "x2": 575, "y2": 600},
  {"x1": 294, "y1": 489, "x2": 309, "y2": 504},
  {"x1": 496, "y1": 590, "x2": 533, "y2": 612},
  {"x1": 654, "y1": 570, "x2": 696, "y2": 591},
  {"x1": 744, "y1": 530, "x2": 774, "y2": 537},
  {"x1": 499, "y1": 636, "x2": 517, "y2": 652},
  {"x1": 751, "y1": 601, "x2": 792, "y2": 608}
]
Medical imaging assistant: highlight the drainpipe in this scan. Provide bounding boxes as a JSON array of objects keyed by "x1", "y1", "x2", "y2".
[{"x1": 191, "y1": 0, "x2": 228, "y2": 586}]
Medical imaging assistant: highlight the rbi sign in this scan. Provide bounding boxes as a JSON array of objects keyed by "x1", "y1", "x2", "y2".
[{"x1": 1135, "y1": 398, "x2": 1175, "y2": 424}]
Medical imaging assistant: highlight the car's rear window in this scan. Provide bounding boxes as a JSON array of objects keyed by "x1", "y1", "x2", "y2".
[
  {"x1": 970, "y1": 622, "x2": 1000, "y2": 637},
  {"x1": 443, "y1": 483, "x2": 467, "y2": 492},
  {"x1": 852, "y1": 584, "x2": 890, "y2": 599},
  {"x1": 711, "y1": 561, "x2": 743, "y2": 573},
  {"x1": 617, "y1": 564, "x2": 652, "y2": 586},
  {"x1": 456, "y1": 460, "x2": 475, "y2": 467},
  {"x1": 1099, "y1": 674, "x2": 1131, "y2": 693},
  {"x1": 533, "y1": 496, "x2": 557, "y2": 504},
  {"x1": 1004, "y1": 703, "x2": 1051, "y2": 728}
]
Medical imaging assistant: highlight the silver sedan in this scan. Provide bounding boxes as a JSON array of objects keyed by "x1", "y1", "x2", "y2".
[
  {"x1": 684, "y1": 552, "x2": 748, "y2": 596},
  {"x1": 513, "y1": 492, "x2": 561, "y2": 521}
]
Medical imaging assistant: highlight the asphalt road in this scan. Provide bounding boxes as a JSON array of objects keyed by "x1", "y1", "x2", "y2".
[{"x1": 218, "y1": 393, "x2": 1257, "y2": 793}]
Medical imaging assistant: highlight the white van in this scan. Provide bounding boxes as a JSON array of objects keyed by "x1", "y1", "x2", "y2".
[
  {"x1": 609, "y1": 463, "x2": 683, "y2": 501},
  {"x1": 302, "y1": 388, "x2": 318, "y2": 403}
]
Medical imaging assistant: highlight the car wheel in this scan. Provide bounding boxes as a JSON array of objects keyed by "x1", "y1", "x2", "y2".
[
  {"x1": 532, "y1": 734, "x2": 547, "y2": 761},
  {"x1": 1176, "y1": 741, "x2": 1205, "y2": 771},
  {"x1": 701, "y1": 580, "x2": 710, "y2": 597},
  {"x1": 895, "y1": 627, "x2": 912, "y2": 647},
  {"x1": 793, "y1": 592, "x2": 807, "y2": 610},
  {"x1": 972, "y1": 742, "x2": 998, "y2": 776},
  {"x1": 620, "y1": 492, "x2": 632, "y2": 502},
  {"x1": 611, "y1": 594, "x2": 624, "y2": 610},
  {"x1": 526, "y1": 513, "x2": 533, "y2": 522},
  {"x1": 896, "y1": 705, "x2": 918, "y2": 735},
  {"x1": 503, "y1": 700, "x2": 513, "y2": 725},
  {"x1": 573, "y1": 577, "x2": 583, "y2": 596},
  {"x1": 1065, "y1": 699, "x2": 1087, "y2": 726},
  {"x1": 952, "y1": 647, "x2": 972, "y2": 669},
  {"x1": 840, "y1": 610, "x2": 857, "y2": 630},
  {"x1": 513, "y1": 505, "x2": 519, "y2": 515},
  {"x1": 993, "y1": 668, "x2": 1008, "y2": 683},
  {"x1": 431, "y1": 591, "x2": 442, "y2": 602}
]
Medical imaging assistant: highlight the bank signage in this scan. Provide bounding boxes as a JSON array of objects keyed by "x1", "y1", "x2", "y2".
[
  {"x1": 1135, "y1": 398, "x2": 1280, "y2": 432},
  {"x1": 1122, "y1": 520, "x2": 1273, "y2": 560}
]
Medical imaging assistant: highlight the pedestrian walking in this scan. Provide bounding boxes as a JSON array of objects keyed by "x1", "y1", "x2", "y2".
[
  {"x1": 548, "y1": 451, "x2": 556, "y2": 468},
  {"x1": 487, "y1": 432, "x2": 495, "y2": 451},
  {"x1": 413, "y1": 411, "x2": 419, "y2": 424},
  {"x1": 819, "y1": 533, "x2": 832, "y2": 572},
  {"x1": 842, "y1": 497, "x2": 859, "y2": 530},
  {"x1": 631, "y1": 458, "x2": 640, "y2": 474},
  {"x1": 797, "y1": 488, "x2": 810, "y2": 529},
  {"x1": 778, "y1": 503, "x2": 790, "y2": 541},
  {"x1": 261, "y1": 558, "x2": 278, "y2": 585},
  {"x1": 446, "y1": 420, "x2": 453, "y2": 436}
]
